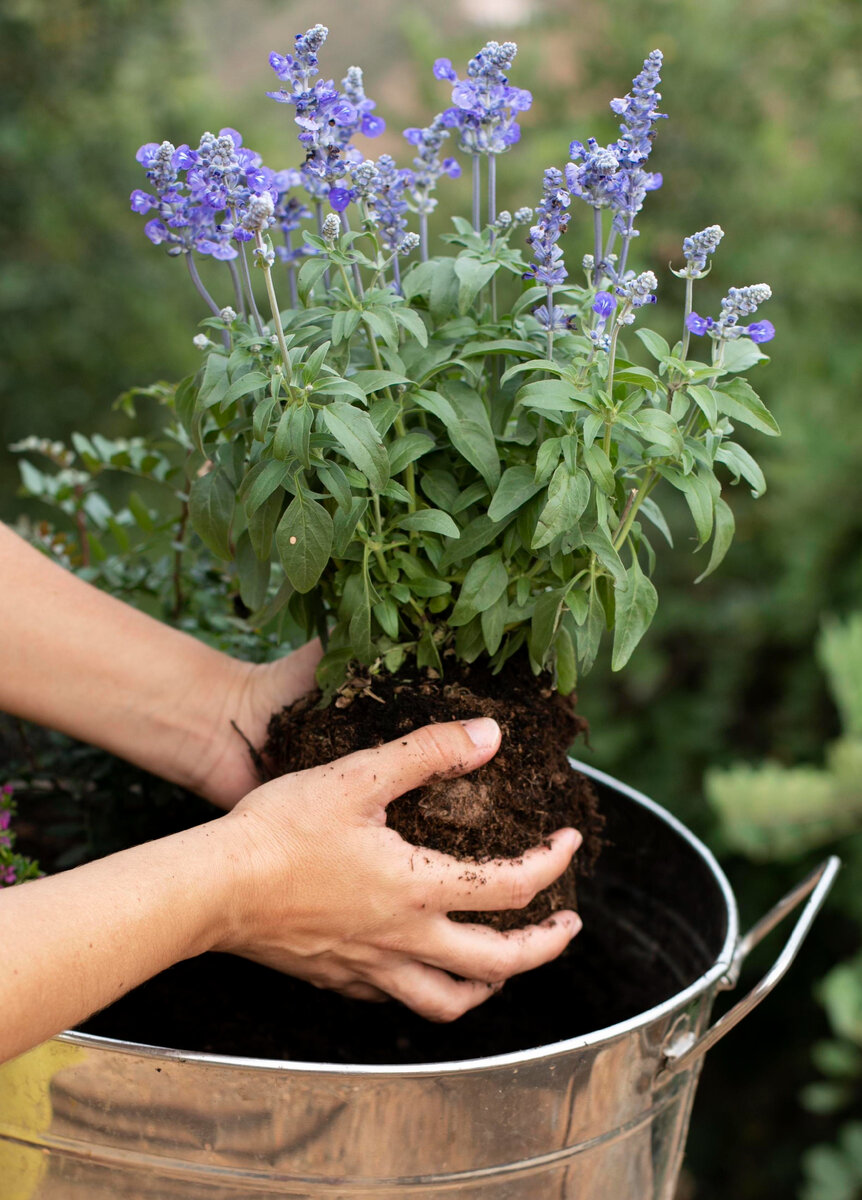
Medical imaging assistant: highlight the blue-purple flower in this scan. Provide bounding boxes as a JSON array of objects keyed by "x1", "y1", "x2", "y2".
[
  {"x1": 593, "y1": 291, "x2": 616, "y2": 319},
  {"x1": 402, "y1": 115, "x2": 462, "y2": 215},
  {"x1": 687, "y1": 284, "x2": 774, "y2": 342},
  {"x1": 266, "y1": 28, "x2": 384, "y2": 212},
  {"x1": 615, "y1": 269, "x2": 658, "y2": 322},
  {"x1": 435, "y1": 41, "x2": 532, "y2": 155},
  {"x1": 364, "y1": 155, "x2": 414, "y2": 256},
  {"x1": 524, "y1": 168, "x2": 571, "y2": 287}
]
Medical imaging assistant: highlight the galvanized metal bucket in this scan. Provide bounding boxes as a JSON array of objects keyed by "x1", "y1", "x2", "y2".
[{"x1": 0, "y1": 762, "x2": 839, "y2": 1199}]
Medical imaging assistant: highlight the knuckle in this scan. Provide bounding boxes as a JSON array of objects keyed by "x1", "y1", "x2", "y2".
[
  {"x1": 508, "y1": 874, "x2": 536, "y2": 910},
  {"x1": 408, "y1": 722, "x2": 463, "y2": 775}
]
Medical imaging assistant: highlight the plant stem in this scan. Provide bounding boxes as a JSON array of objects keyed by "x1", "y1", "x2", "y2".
[
  {"x1": 254, "y1": 233, "x2": 292, "y2": 385},
  {"x1": 546, "y1": 284, "x2": 555, "y2": 361},
  {"x1": 472, "y1": 154, "x2": 481, "y2": 232},
  {"x1": 340, "y1": 210, "x2": 365, "y2": 298},
  {"x1": 172, "y1": 490, "x2": 190, "y2": 619},
  {"x1": 316, "y1": 201, "x2": 331, "y2": 292},
  {"x1": 613, "y1": 469, "x2": 657, "y2": 552},
  {"x1": 593, "y1": 206, "x2": 603, "y2": 275},
  {"x1": 227, "y1": 257, "x2": 245, "y2": 317},
  {"x1": 602, "y1": 311, "x2": 626, "y2": 454},
  {"x1": 237, "y1": 240, "x2": 265, "y2": 335},
  {"x1": 680, "y1": 274, "x2": 694, "y2": 362},
  {"x1": 391, "y1": 252, "x2": 402, "y2": 295},
  {"x1": 419, "y1": 212, "x2": 429, "y2": 262},
  {"x1": 184, "y1": 254, "x2": 220, "y2": 318},
  {"x1": 487, "y1": 154, "x2": 497, "y2": 226},
  {"x1": 284, "y1": 231, "x2": 299, "y2": 309}
]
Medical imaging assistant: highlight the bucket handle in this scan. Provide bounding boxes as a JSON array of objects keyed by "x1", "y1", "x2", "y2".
[{"x1": 660, "y1": 856, "x2": 841, "y2": 1078}]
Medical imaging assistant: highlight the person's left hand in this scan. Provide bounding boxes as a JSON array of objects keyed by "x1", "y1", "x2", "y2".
[{"x1": 190, "y1": 639, "x2": 323, "y2": 809}]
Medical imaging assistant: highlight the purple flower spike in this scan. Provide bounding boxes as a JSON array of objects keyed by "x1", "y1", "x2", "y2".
[
  {"x1": 593, "y1": 291, "x2": 616, "y2": 318},
  {"x1": 136, "y1": 142, "x2": 161, "y2": 167},
  {"x1": 686, "y1": 312, "x2": 713, "y2": 335},
  {"x1": 442, "y1": 157, "x2": 461, "y2": 178},
  {"x1": 328, "y1": 186, "x2": 352, "y2": 212},
  {"x1": 434, "y1": 58, "x2": 458, "y2": 82},
  {"x1": 130, "y1": 189, "x2": 156, "y2": 214},
  {"x1": 747, "y1": 319, "x2": 775, "y2": 343},
  {"x1": 361, "y1": 113, "x2": 386, "y2": 137}
]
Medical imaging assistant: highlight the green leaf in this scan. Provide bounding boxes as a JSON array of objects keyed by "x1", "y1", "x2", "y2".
[
  {"x1": 695, "y1": 496, "x2": 736, "y2": 582},
  {"x1": 582, "y1": 443, "x2": 615, "y2": 495},
  {"x1": 247, "y1": 489, "x2": 282, "y2": 560},
  {"x1": 331, "y1": 309, "x2": 362, "y2": 347},
  {"x1": 249, "y1": 573, "x2": 294, "y2": 628},
  {"x1": 687, "y1": 384, "x2": 718, "y2": 427},
  {"x1": 462, "y1": 339, "x2": 539, "y2": 361},
  {"x1": 517, "y1": 379, "x2": 583, "y2": 413},
  {"x1": 439, "y1": 513, "x2": 510, "y2": 568},
  {"x1": 297, "y1": 256, "x2": 329, "y2": 303},
  {"x1": 636, "y1": 328, "x2": 671, "y2": 361},
  {"x1": 613, "y1": 365, "x2": 660, "y2": 389},
  {"x1": 639, "y1": 496, "x2": 673, "y2": 547},
  {"x1": 532, "y1": 465, "x2": 591, "y2": 549},
  {"x1": 576, "y1": 584, "x2": 604, "y2": 675},
  {"x1": 223, "y1": 370, "x2": 270, "y2": 405},
  {"x1": 612, "y1": 551, "x2": 658, "y2": 670},
  {"x1": 198, "y1": 352, "x2": 229, "y2": 410},
  {"x1": 312, "y1": 376, "x2": 368, "y2": 404},
  {"x1": 241, "y1": 459, "x2": 291, "y2": 517},
  {"x1": 274, "y1": 403, "x2": 313, "y2": 466},
  {"x1": 481, "y1": 591, "x2": 508, "y2": 656},
  {"x1": 252, "y1": 394, "x2": 279, "y2": 441},
  {"x1": 500, "y1": 357, "x2": 567, "y2": 384},
  {"x1": 388, "y1": 431, "x2": 436, "y2": 475},
  {"x1": 363, "y1": 308, "x2": 400, "y2": 350},
  {"x1": 333, "y1": 496, "x2": 368, "y2": 556},
  {"x1": 392, "y1": 306, "x2": 428, "y2": 348},
  {"x1": 236, "y1": 530, "x2": 271, "y2": 611},
  {"x1": 397, "y1": 509, "x2": 460, "y2": 538},
  {"x1": 454, "y1": 257, "x2": 498, "y2": 311},
  {"x1": 316, "y1": 461, "x2": 353, "y2": 510},
  {"x1": 721, "y1": 338, "x2": 769, "y2": 373},
  {"x1": 714, "y1": 377, "x2": 780, "y2": 436},
  {"x1": 276, "y1": 494, "x2": 333, "y2": 593},
  {"x1": 188, "y1": 468, "x2": 234, "y2": 559},
  {"x1": 417, "y1": 629, "x2": 444, "y2": 672},
  {"x1": 583, "y1": 526, "x2": 627, "y2": 583},
  {"x1": 635, "y1": 408, "x2": 684, "y2": 454},
  {"x1": 349, "y1": 369, "x2": 411, "y2": 395},
  {"x1": 429, "y1": 256, "x2": 460, "y2": 321},
  {"x1": 716, "y1": 441, "x2": 767, "y2": 496},
  {"x1": 449, "y1": 553, "x2": 508, "y2": 626},
  {"x1": 441, "y1": 381, "x2": 501, "y2": 491},
  {"x1": 555, "y1": 624, "x2": 577, "y2": 694},
  {"x1": 659, "y1": 466, "x2": 715, "y2": 546},
  {"x1": 323, "y1": 402, "x2": 390, "y2": 493},
  {"x1": 535, "y1": 438, "x2": 562, "y2": 485},
  {"x1": 530, "y1": 587, "x2": 566, "y2": 668},
  {"x1": 373, "y1": 597, "x2": 400, "y2": 639},
  {"x1": 488, "y1": 465, "x2": 544, "y2": 521}
]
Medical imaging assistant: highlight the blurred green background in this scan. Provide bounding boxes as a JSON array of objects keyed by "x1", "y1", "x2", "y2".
[{"x1": 2, "y1": 0, "x2": 861, "y2": 1194}]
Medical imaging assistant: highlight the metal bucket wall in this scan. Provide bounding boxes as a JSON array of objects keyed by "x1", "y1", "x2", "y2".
[{"x1": 0, "y1": 765, "x2": 838, "y2": 1200}]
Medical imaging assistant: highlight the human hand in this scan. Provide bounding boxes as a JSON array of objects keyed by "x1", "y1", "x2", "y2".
[
  {"x1": 191, "y1": 639, "x2": 323, "y2": 809},
  {"x1": 211, "y1": 717, "x2": 582, "y2": 1021}
]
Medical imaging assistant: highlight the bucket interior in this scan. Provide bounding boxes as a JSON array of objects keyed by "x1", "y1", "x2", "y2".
[{"x1": 79, "y1": 773, "x2": 729, "y2": 1065}]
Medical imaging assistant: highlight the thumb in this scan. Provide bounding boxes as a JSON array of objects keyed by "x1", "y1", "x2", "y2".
[{"x1": 331, "y1": 718, "x2": 501, "y2": 817}]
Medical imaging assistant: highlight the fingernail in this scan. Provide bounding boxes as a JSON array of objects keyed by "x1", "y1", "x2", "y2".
[
  {"x1": 558, "y1": 911, "x2": 583, "y2": 937},
  {"x1": 461, "y1": 717, "x2": 500, "y2": 751},
  {"x1": 565, "y1": 828, "x2": 583, "y2": 854}
]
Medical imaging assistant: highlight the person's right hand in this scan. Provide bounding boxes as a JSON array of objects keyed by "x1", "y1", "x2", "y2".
[{"x1": 212, "y1": 717, "x2": 583, "y2": 1022}]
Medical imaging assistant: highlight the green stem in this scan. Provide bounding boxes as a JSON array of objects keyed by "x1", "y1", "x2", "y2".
[
  {"x1": 255, "y1": 233, "x2": 292, "y2": 385},
  {"x1": 613, "y1": 468, "x2": 657, "y2": 552},
  {"x1": 680, "y1": 274, "x2": 694, "y2": 362}
]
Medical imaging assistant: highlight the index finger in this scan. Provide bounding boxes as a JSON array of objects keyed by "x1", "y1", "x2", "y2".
[{"x1": 321, "y1": 718, "x2": 502, "y2": 816}]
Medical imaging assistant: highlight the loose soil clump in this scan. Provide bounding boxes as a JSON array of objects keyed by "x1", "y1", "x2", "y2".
[{"x1": 263, "y1": 655, "x2": 604, "y2": 930}]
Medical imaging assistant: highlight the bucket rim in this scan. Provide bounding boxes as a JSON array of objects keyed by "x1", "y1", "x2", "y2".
[{"x1": 54, "y1": 761, "x2": 739, "y2": 1077}]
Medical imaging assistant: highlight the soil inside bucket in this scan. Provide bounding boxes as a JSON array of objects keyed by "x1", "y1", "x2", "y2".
[{"x1": 262, "y1": 655, "x2": 604, "y2": 931}]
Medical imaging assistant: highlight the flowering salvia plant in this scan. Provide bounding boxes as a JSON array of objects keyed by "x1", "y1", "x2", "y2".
[
  {"x1": 0, "y1": 786, "x2": 41, "y2": 888},
  {"x1": 118, "y1": 29, "x2": 780, "y2": 694}
]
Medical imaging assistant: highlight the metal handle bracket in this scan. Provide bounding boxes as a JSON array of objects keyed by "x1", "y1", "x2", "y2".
[{"x1": 661, "y1": 856, "x2": 841, "y2": 1078}]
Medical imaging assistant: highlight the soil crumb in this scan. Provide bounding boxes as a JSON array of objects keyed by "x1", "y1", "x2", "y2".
[{"x1": 263, "y1": 655, "x2": 604, "y2": 930}]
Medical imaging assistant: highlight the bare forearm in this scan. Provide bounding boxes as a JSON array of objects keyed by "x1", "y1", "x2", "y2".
[
  {"x1": 0, "y1": 523, "x2": 248, "y2": 792},
  {"x1": 0, "y1": 819, "x2": 234, "y2": 1062}
]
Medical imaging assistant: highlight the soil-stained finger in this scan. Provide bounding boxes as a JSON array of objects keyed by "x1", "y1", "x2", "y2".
[
  {"x1": 406, "y1": 827, "x2": 581, "y2": 913},
  {"x1": 418, "y1": 910, "x2": 582, "y2": 984}
]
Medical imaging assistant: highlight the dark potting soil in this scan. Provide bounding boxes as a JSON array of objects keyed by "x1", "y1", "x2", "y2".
[{"x1": 262, "y1": 655, "x2": 604, "y2": 931}]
